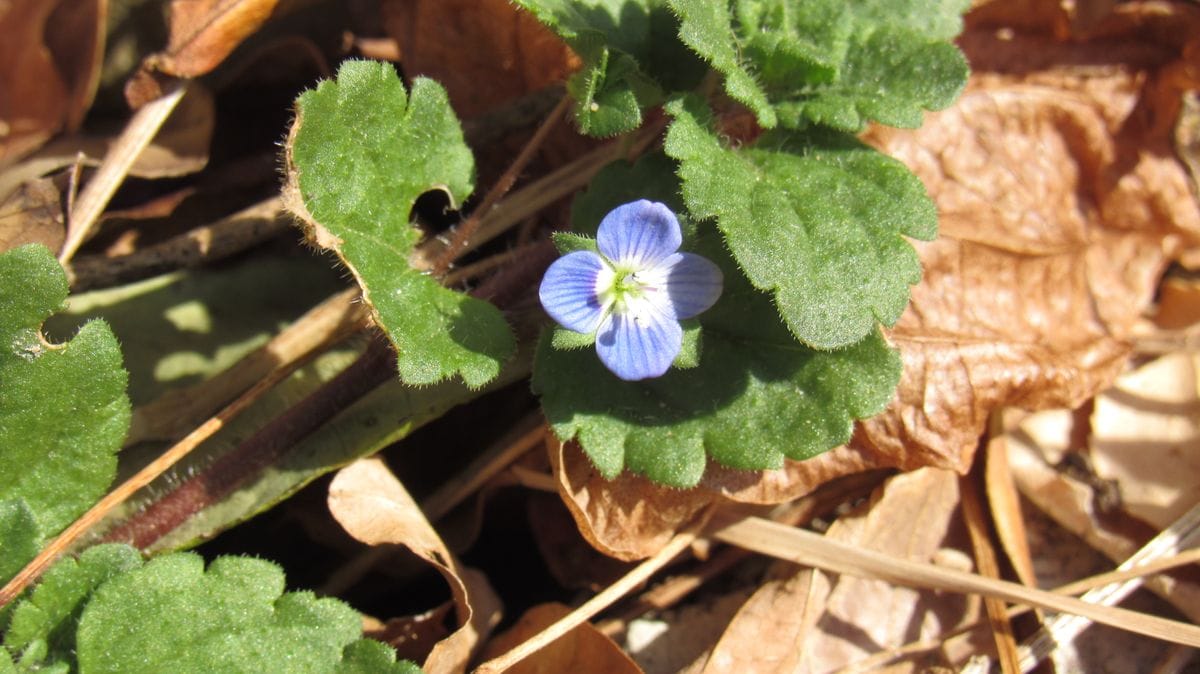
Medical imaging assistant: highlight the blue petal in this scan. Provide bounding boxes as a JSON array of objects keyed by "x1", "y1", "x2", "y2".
[
  {"x1": 539, "y1": 251, "x2": 610, "y2": 333},
  {"x1": 596, "y1": 200, "x2": 682, "y2": 269},
  {"x1": 595, "y1": 304, "x2": 683, "y2": 381},
  {"x1": 660, "y1": 252, "x2": 724, "y2": 319}
]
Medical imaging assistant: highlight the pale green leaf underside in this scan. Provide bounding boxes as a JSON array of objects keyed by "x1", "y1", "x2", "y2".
[
  {"x1": 74, "y1": 551, "x2": 408, "y2": 673},
  {"x1": 290, "y1": 60, "x2": 513, "y2": 388},
  {"x1": 666, "y1": 97, "x2": 935, "y2": 349},
  {"x1": 534, "y1": 158, "x2": 900, "y2": 487},
  {"x1": 669, "y1": 0, "x2": 968, "y2": 131},
  {"x1": 0, "y1": 245, "x2": 129, "y2": 553}
]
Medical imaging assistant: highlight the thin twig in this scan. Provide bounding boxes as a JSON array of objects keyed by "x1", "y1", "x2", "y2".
[
  {"x1": 835, "y1": 547, "x2": 1200, "y2": 674},
  {"x1": 710, "y1": 513, "x2": 1200, "y2": 649},
  {"x1": 473, "y1": 516, "x2": 707, "y2": 673},
  {"x1": 413, "y1": 114, "x2": 666, "y2": 268},
  {"x1": 960, "y1": 469, "x2": 1022, "y2": 674},
  {"x1": 60, "y1": 84, "x2": 187, "y2": 264},
  {"x1": 70, "y1": 196, "x2": 290, "y2": 292},
  {"x1": 431, "y1": 95, "x2": 571, "y2": 275},
  {"x1": 1014, "y1": 501, "x2": 1200, "y2": 671},
  {"x1": 441, "y1": 242, "x2": 544, "y2": 288}
]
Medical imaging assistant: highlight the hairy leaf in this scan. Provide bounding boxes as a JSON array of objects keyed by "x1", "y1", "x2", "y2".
[
  {"x1": 0, "y1": 244, "x2": 129, "y2": 579},
  {"x1": 512, "y1": 0, "x2": 704, "y2": 135},
  {"x1": 74, "y1": 552, "x2": 408, "y2": 673},
  {"x1": 534, "y1": 158, "x2": 899, "y2": 486},
  {"x1": 669, "y1": 0, "x2": 968, "y2": 131},
  {"x1": 0, "y1": 501, "x2": 38, "y2": 586},
  {"x1": 289, "y1": 60, "x2": 513, "y2": 388},
  {"x1": 666, "y1": 97, "x2": 936, "y2": 349},
  {"x1": 3, "y1": 544, "x2": 141, "y2": 670},
  {"x1": 336, "y1": 640, "x2": 423, "y2": 674}
]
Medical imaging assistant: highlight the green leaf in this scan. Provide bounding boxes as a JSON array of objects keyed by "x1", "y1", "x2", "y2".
[
  {"x1": 551, "y1": 326, "x2": 596, "y2": 351},
  {"x1": 669, "y1": 0, "x2": 969, "y2": 131},
  {"x1": 3, "y1": 544, "x2": 142, "y2": 670},
  {"x1": 513, "y1": 0, "x2": 705, "y2": 136},
  {"x1": 0, "y1": 244, "x2": 130, "y2": 570},
  {"x1": 533, "y1": 158, "x2": 900, "y2": 487},
  {"x1": 74, "y1": 552, "x2": 395, "y2": 673},
  {"x1": 336, "y1": 641, "x2": 422, "y2": 674},
  {"x1": 534, "y1": 230, "x2": 900, "y2": 487},
  {"x1": 551, "y1": 232, "x2": 598, "y2": 255},
  {"x1": 290, "y1": 59, "x2": 514, "y2": 388},
  {"x1": 666, "y1": 96, "x2": 935, "y2": 349},
  {"x1": 0, "y1": 501, "x2": 39, "y2": 586}
]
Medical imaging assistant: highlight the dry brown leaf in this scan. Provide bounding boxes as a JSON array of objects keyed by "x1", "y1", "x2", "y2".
[
  {"x1": 126, "y1": 0, "x2": 281, "y2": 107},
  {"x1": 696, "y1": 565, "x2": 818, "y2": 674},
  {"x1": 552, "y1": 436, "x2": 898, "y2": 560},
  {"x1": 328, "y1": 458, "x2": 501, "y2": 674},
  {"x1": 527, "y1": 491, "x2": 632, "y2": 591},
  {"x1": 479, "y1": 603, "x2": 643, "y2": 674},
  {"x1": 859, "y1": 23, "x2": 1200, "y2": 474},
  {"x1": 0, "y1": 178, "x2": 64, "y2": 254},
  {"x1": 364, "y1": 604, "x2": 457, "y2": 664},
  {"x1": 551, "y1": 440, "x2": 713, "y2": 561},
  {"x1": 380, "y1": 0, "x2": 578, "y2": 119},
  {"x1": 1090, "y1": 351, "x2": 1200, "y2": 528},
  {"x1": 0, "y1": 83, "x2": 215, "y2": 204},
  {"x1": 0, "y1": 0, "x2": 105, "y2": 166},
  {"x1": 697, "y1": 469, "x2": 977, "y2": 674}
]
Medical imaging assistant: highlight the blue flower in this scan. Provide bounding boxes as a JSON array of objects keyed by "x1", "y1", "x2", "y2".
[{"x1": 539, "y1": 200, "x2": 723, "y2": 381}]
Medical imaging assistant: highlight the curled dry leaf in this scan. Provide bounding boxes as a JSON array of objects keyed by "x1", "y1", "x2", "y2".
[
  {"x1": 126, "y1": 0, "x2": 281, "y2": 107},
  {"x1": 858, "y1": 22, "x2": 1200, "y2": 473},
  {"x1": 550, "y1": 440, "x2": 713, "y2": 562},
  {"x1": 0, "y1": 0, "x2": 105, "y2": 166},
  {"x1": 551, "y1": 439, "x2": 892, "y2": 560},
  {"x1": 328, "y1": 458, "x2": 502, "y2": 674},
  {"x1": 698, "y1": 469, "x2": 975, "y2": 674},
  {"x1": 380, "y1": 0, "x2": 578, "y2": 119},
  {"x1": 479, "y1": 603, "x2": 643, "y2": 674}
]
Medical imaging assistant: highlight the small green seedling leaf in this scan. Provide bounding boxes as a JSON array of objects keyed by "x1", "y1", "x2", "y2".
[
  {"x1": 666, "y1": 97, "x2": 936, "y2": 349},
  {"x1": 73, "y1": 551, "x2": 410, "y2": 673},
  {"x1": 669, "y1": 0, "x2": 969, "y2": 131},
  {"x1": 336, "y1": 641, "x2": 423, "y2": 674},
  {"x1": 513, "y1": 0, "x2": 705, "y2": 136},
  {"x1": 0, "y1": 244, "x2": 130, "y2": 583},
  {"x1": 552, "y1": 232, "x2": 598, "y2": 255},
  {"x1": 289, "y1": 60, "x2": 514, "y2": 388},
  {"x1": 533, "y1": 159, "x2": 900, "y2": 487}
]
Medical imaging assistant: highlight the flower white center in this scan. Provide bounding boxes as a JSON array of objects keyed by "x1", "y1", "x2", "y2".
[{"x1": 595, "y1": 262, "x2": 660, "y2": 315}]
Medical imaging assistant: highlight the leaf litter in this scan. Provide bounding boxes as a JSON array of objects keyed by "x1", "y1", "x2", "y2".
[{"x1": 3, "y1": 0, "x2": 1200, "y2": 671}]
